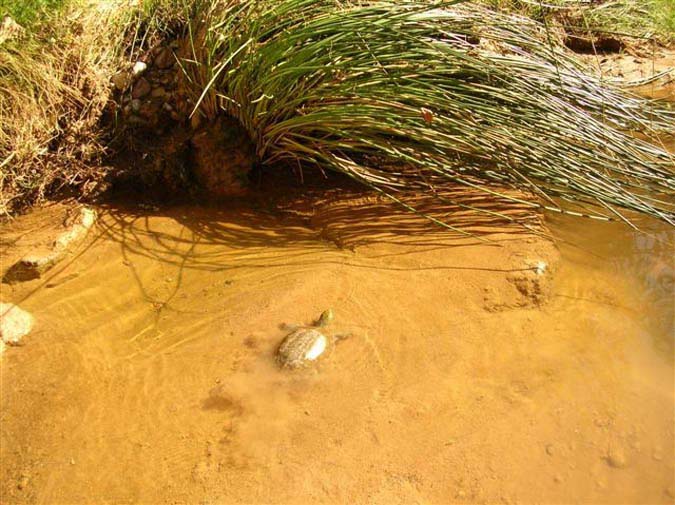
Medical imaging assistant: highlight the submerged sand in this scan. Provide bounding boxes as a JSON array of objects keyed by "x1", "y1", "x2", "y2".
[{"x1": 0, "y1": 192, "x2": 672, "y2": 504}]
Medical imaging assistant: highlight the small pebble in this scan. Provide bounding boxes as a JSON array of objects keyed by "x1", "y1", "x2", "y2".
[
  {"x1": 151, "y1": 87, "x2": 167, "y2": 99},
  {"x1": 652, "y1": 445, "x2": 663, "y2": 461},
  {"x1": 0, "y1": 303, "x2": 34, "y2": 346},
  {"x1": 111, "y1": 72, "x2": 129, "y2": 90},
  {"x1": 132, "y1": 61, "x2": 147, "y2": 76},
  {"x1": 606, "y1": 446, "x2": 628, "y2": 468},
  {"x1": 131, "y1": 78, "x2": 151, "y2": 99},
  {"x1": 154, "y1": 47, "x2": 175, "y2": 69},
  {"x1": 545, "y1": 443, "x2": 555, "y2": 456},
  {"x1": 17, "y1": 475, "x2": 29, "y2": 490}
]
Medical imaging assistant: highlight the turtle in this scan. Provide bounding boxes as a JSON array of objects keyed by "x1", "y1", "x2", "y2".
[{"x1": 276, "y1": 309, "x2": 349, "y2": 370}]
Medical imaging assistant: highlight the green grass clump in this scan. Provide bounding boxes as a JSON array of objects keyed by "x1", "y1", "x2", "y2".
[
  {"x1": 650, "y1": 0, "x2": 675, "y2": 39},
  {"x1": 184, "y1": 0, "x2": 674, "y2": 227},
  {"x1": 0, "y1": 0, "x2": 68, "y2": 29},
  {"x1": 482, "y1": 0, "x2": 675, "y2": 44}
]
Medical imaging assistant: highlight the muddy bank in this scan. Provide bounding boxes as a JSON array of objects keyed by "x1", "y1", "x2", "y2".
[
  {"x1": 0, "y1": 191, "x2": 673, "y2": 504},
  {"x1": 582, "y1": 48, "x2": 675, "y2": 100}
]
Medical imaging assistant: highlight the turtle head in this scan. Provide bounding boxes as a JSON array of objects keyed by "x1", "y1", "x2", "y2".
[{"x1": 315, "y1": 308, "x2": 334, "y2": 328}]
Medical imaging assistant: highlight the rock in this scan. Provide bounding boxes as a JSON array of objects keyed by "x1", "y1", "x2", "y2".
[
  {"x1": 160, "y1": 74, "x2": 175, "y2": 86},
  {"x1": 131, "y1": 78, "x2": 151, "y2": 99},
  {"x1": 0, "y1": 303, "x2": 34, "y2": 346},
  {"x1": 606, "y1": 446, "x2": 628, "y2": 468},
  {"x1": 111, "y1": 72, "x2": 131, "y2": 91},
  {"x1": 132, "y1": 61, "x2": 147, "y2": 76},
  {"x1": 139, "y1": 102, "x2": 158, "y2": 122},
  {"x1": 150, "y1": 87, "x2": 167, "y2": 99},
  {"x1": 3, "y1": 251, "x2": 63, "y2": 283},
  {"x1": 652, "y1": 445, "x2": 663, "y2": 461},
  {"x1": 17, "y1": 475, "x2": 29, "y2": 490},
  {"x1": 54, "y1": 207, "x2": 96, "y2": 250},
  {"x1": 154, "y1": 47, "x2": 175, "y2": 69},
  {"x1": 3, "y1": 207, "x2": 97, "y2": 284},
  {"x1": 527, "y1": 259, "x2": 548, "y2": 275}
]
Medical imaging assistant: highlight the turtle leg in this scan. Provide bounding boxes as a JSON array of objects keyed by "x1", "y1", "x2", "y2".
[
  {"x1": 279, "y1": 322, "x2": 300, "y2": 332},
  {"x1": 333, "y1": 333, "x2": 353, "y2": 343}
]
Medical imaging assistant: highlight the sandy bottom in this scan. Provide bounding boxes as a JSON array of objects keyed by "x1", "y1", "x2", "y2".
[{"x1": 0, "y1": 190, "x2": 673, "y2": 504}]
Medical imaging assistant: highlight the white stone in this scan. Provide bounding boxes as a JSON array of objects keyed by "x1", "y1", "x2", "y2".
[
  {"x1": 132, "y1": 61, "x2": 147, "y2": 76},
  {"x1": 0, "y1": 303, "x2": 34, "y2": 345},
  {"x1": 527, "y1": 259, "x2": 548, "y2": 275},
  {"x1": 54, "y1": 207, "x2": 97, "y2": 251},
  {"x1": 80, "y1": 207, "x2": 97, "y2": 228}
]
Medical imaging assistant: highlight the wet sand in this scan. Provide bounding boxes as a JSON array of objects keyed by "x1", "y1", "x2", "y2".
[{"x1": 0, "y1": 192, "x2": 673, "y2": 504}]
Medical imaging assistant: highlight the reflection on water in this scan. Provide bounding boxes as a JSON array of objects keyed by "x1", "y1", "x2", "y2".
[
  {"x1": 0, "y1": 198, "x2": 673, "y2": 505},
  {"x1": 550, "y1": 213, "x2": 674, "y2": 358}
]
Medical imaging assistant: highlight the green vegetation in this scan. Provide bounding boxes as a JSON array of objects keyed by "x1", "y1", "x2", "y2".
[
  {"x1": 0, "y1": 0, "x2": 68, "y2": 29},
  {"x1": 483, "y1": 0, "x2": 675, "y2": 44},
  {"x1": 573, "y1": 0, "x2": 675, "y2": 43},
  {"x1": 1, "y1": 0, "x2": 674, "y2": 228},
  {"x1": 182, "y1": 0, "x2": 674, "y2": 225},
  {"x1": 648, "y1": 0, "x2": 675, "y2": 39}
]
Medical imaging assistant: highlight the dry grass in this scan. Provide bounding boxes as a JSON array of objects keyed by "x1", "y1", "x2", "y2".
[{"x1": 0, "y1": 0, "x2": 182, "y2": 215}]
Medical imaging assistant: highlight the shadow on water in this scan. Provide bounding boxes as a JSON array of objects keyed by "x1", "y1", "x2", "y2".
[
  {"x1": 53, "y1": 182, "x2": 542, "y2": 321},
  {"x1": 94, "y1": 181, "x2": 545, "y2": 263}
]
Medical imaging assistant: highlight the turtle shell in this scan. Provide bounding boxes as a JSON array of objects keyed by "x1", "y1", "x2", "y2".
[{"x1": 276, "y1": 328, "x2": 328, "y2": 369}]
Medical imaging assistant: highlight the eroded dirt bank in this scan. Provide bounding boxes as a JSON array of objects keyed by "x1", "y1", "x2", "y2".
[{"x1": 0, "y1": 191, "x2": 673, "y2": 504}]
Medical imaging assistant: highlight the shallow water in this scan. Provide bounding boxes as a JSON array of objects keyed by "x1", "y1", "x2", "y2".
[{"x1": 0, "y1": 198, "x2": 673, "y2": 504}]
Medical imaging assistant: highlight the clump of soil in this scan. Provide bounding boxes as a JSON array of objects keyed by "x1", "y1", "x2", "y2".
[
  {"x1": 106, "y1": 41, "x2": 256, "y2": 200},
  {"x1": 191, "y1": 117, "x2": 255, "y2": 197}
]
